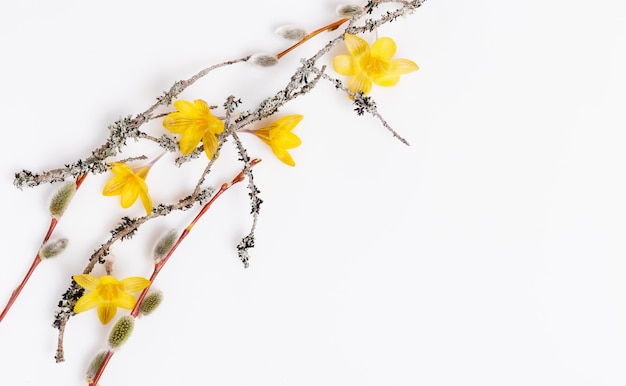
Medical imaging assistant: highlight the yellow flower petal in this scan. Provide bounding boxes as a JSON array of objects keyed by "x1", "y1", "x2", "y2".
[
  {"x1": 99, "y1": 275, "x2": 120, "y2": 286},
  {"x1": 98, "y1": 303, "x2": 117, "y2": 325},
  {"x1": 74, "y1": 292, "x2": 100, "y2": 313},
  {"x1": 333, "y1": 55, "x2": 357, "y2": 76},
  {"x1": 371, "y1": 37, "x2": 397, "y2": 61},
  {"x1": 391, "y1": 59, "x2": 419, "y2": 74},
  {"x1": 348, "y1": 72, "x2": 372, "y2": 95},
  {"x1": 109, "y1": 163, "x2": 131, "y2": 175},
  {"x1": 139, "y1": 188, "x2": 153, "y2": 215},
  {"x1": 209, "y1": 118, "x2": 225, "y2": 135},
  {"x1": 253, "y1": 128, "x2": 271, "y2": 145},
  {"x1": 276, "y1": 115, "x2": 303, "y2": 131},
  {"x1": 179, "y1": 127, "x2": 205, "y2": 155},
  {"x1": 274, "y1": 149, "x2": 296, "y2": 167},
  {"x1": 162, "y1": 112, "x2": 189, "y2": 134},
  {"x1": 372, "y1": 73, "x2": 401, "y2": 87},
  {"x1": 102, "y1": 163, "x2": 132, "y2": 196},
  {"x1": 120, "y1": 277, "x2": 151, "y2": 292},
  {"x1": 115, "y1": 292, "x2": 137, "y2": 310},
  {"x1": 135, "y1": 166, "x2": 150, "y2": 180},
  {"x1": 202, "y1": 132, "x2": 219, "y2": 160},
  {"x1": 173, "y1": 100, "x2": 197, "y2": 117},
  {"x1": 73, "y1": 274, "x2": 101, "y2": 291},
  {"x1": 272, "y1": 131, "x2": 301, "y2": 149},
  {"x1": 119, "y1": 181, "x2": 141, "y2": 209},
  {"x1": 344, "y1": 33, "x2": 369, "y2": 58},
  {"x1": 193, "y1": 99, "x2": 211, "y2": 114},
  {"x1": 102, "y1": 175, "x2": 126, "y2": 196}
]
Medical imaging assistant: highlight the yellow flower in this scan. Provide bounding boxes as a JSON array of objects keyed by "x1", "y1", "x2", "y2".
[
  {"x1": 73, "y1": 274, "x2": 151, "y2": 324},
  {"x1": 253, "y1": 115, "x2": 303, "y2": 166},
  {"x1": 163, "y1": 99, "x2": 225, "y2": 159},
  {"x1": 102, "y1": 162, "x2": 153, "y2": 215},
  {"x1": 333, "y1": 33, "x2": 419, "y2": 95}
]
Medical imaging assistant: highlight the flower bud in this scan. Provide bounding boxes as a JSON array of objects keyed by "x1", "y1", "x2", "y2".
[
  {"x1": 275, "y1": 25, "x2": 307, "y2": 41},
  {"x1": 49, "y1": 181, "x2": 76, "y2": 218},
  {"x1": 153, "y1": 229, "x2": 178, "y2": 262},
  {"x1": 108, "y1": 316, "x2": 135, "y2": 349},
  {"x1": 249, "y1": 53, "x2": 279, "y2": 67},
  {"x1": 85, "y1": 350, "x2": 108, "y2": 382},
  {"x1": 336, "y1": 4, "x2": 364, "y2": 18},
  {"x1": 39, "y1": 238, "x2": 68, "y2": 259},
  {"x1": 140, "y1": 290, "x2": 163, "y2": 316}
]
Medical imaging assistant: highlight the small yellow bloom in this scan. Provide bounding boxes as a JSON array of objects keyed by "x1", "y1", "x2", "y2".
[
  {"x1": 253, "y1": 115, "x2": 303, "y2": 166},
  {"x1": 163, "y1": 99, "x2": 225, "y2": 159},
  {"x1": 73, "y1": 274, "x2": 151, "y2": 324},
  {"x1": 102, "y1": 162, "x2": 153, "y2": 215},
  {"x1": 333, "y1": 33, "x2": 419, "y2": 95}
]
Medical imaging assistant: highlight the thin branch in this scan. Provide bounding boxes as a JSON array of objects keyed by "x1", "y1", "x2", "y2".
[
  {"x1": 53, "y1": 180, "x2": 218, "y2": 361},
  {"x1": 15, "y1": 57, "x2": 249, "y2": 189},
  {"x1": 47, "y1": 0, "x2": 425, "y2": 364},
  {"x1": 312, "y1": 67, "x2": 410, "y2": 145},
  {"x1": 86, "y1": 160, "x2": 261, "y2": 386}
]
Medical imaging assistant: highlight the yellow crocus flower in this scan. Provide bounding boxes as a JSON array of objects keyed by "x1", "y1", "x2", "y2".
[
  {"x1": 253, "y1": 115, "x2": 303, "y2": 166},
  {"x1": 333, "y1": 33, "x2": 419, "y2": 95},
  {"x1": 102, "y1": 162, "x2": 153, "y2": 216},
  {"x1": 73, "y1": 274, "x2": 151, "y2": 324},
  {"x1": 163, "y1": 99, "x2": 224, "y2": 159}
]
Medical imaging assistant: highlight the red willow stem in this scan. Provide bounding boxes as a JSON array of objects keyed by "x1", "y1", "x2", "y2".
[
  {"x1": 0, "y1": 174, "x2": 87, "y2": 324},
  {"x1": 41, "y1": 218, "x2": 59, "y2": 244},
  {"x1": 75, "y1": 173, "x2": 88, "y2": 189},
  {"x1": 0, "y1": 251, "x2": 44, "y2": 323},
  {"x1": 88, "y1": 160, "x2": 260, "y2": 386},
  {"x1": 276, "y1": 18, "x2": 348, "y2": 60}
]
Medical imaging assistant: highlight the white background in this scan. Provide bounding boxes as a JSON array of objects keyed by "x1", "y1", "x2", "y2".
[{"x1": 1, "y1": 0, "x2": 626, "y2": 385}]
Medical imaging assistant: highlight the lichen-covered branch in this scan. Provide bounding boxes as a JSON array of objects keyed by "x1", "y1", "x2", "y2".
[{"x1": 41, "y1": 0, "x2": 426, "y2": 368}]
